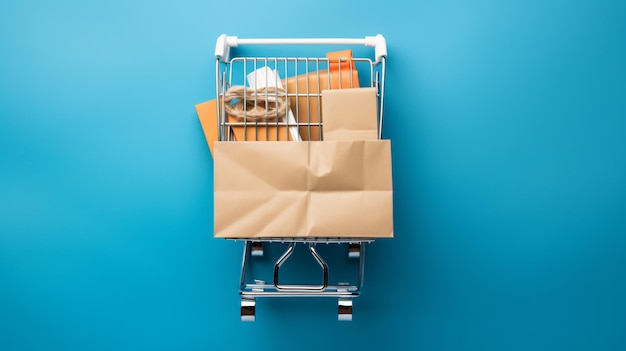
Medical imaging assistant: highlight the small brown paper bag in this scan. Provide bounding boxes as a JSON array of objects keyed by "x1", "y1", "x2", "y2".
[
  {"x1": 214, "y1": 140, "x2": 393, "y2": 238},
  {"x1": 321, "y1": 87, "x2": 379, "y2": 141}
]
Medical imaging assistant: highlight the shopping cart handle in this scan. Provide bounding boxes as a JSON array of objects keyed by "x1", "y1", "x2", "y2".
[{"x1": 215, "y1": 34, "x2": 387, "y2": 63}]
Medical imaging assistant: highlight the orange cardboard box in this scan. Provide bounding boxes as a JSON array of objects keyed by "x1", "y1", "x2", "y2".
[{"x1": 227, "y1": 114, "x2": 291, "y2": 141}]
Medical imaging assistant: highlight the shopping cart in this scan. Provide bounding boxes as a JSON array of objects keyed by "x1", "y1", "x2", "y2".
[{"x1": 214, "y1": 34, "x2": 388, "y2": 321}]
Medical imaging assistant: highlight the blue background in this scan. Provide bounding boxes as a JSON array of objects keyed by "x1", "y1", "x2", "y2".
[{"x1": 1, "y1": 0, "x2": 625, "y2": 350}]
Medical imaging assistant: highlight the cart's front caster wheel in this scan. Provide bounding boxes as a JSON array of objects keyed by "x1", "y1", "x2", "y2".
[
  {"x1": 348, "y1": 243, "x2": 361, "y2": 259},
  {"x1": 241, "y1": 298, "x2": 256, "y2": 322},
  {"x1": 338, "y1": 298, "x2": 353, "y2": 321},
  {"x1": 251, "y1": 242, "x2": 263, "y2": 257}
]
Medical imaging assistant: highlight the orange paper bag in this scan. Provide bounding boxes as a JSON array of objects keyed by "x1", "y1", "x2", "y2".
[
  {"x1": 283, "y1": 50, "x2": 360, "y2": 141},
  {"x1": 195, "y1": 99, "x2": 219, "y2": 157}
]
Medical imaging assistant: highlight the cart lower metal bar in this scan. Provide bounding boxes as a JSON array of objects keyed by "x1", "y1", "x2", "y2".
[
  {"x1": 273, "y1": 243, "x2": 329, "y2": 291},
  {"x1": 238, "y1": 239, "x2": 368, "y2": 321},
  {"x1": 242, "y1": 291, "x2": 360, "y2": 298}
]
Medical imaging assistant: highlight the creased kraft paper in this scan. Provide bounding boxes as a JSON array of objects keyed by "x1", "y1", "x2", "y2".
[{"x1": 214, "y1": 140, "x2": 393, "y2": 238}]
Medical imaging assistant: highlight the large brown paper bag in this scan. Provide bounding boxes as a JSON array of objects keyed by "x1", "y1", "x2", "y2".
[{"x1": 214, "y1": 140, "x2": 393, "y2": 238}]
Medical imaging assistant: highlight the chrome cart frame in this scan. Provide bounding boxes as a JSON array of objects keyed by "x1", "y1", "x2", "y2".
[
  {"x1": 214, "y1": 35, "x2": 387, "y2": 321},
  {"x1": 238, "y1": 238, "x2": 373, "y2": 322}
]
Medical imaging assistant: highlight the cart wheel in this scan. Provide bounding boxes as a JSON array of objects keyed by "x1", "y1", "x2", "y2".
[
  {"x1": 348, "y1": 243, "x2": 361, "y2": 259},
  {"x1": 251, "y1": 242, "x2": 263, "y2": 257},
  {"x1": 338, "y1": 298, "x2": 353, "y2": 321},
  {"x1": 241, "y1": 298, "x2": 256, "y2": 322}
]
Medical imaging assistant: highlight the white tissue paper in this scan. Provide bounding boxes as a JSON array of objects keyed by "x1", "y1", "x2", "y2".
[{"x1": 247, "y1": 67, "x2": 302, "y2": 142}]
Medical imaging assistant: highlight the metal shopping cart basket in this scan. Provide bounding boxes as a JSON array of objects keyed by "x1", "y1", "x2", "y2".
[{"x1": 213, "y1": 34, "x2": 389, "y2": 321}]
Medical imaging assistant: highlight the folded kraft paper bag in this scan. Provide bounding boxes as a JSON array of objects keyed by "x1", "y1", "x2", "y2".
[
  {"x1": 213, "y1": 140, "x2": 393, "y2": 238},
  {"x1": 322, "y1": 87, "x2": 379, "y2": 141}
]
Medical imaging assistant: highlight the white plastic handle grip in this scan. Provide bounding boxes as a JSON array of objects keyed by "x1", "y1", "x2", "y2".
[{"x1": 215, "y1": 34, "x2": 387, "y2": 63}]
